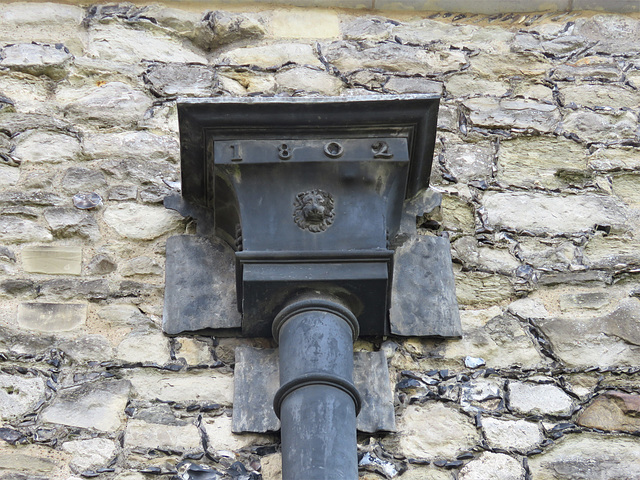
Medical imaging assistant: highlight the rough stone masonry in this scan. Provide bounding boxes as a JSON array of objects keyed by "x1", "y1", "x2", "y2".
[{"x1": 0, "y1": 2, "x2": 639, "y2": 479}]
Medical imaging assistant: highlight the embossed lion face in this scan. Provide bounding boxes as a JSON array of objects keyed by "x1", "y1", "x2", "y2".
[{"x1": 293, "y1": 189, "x2": 335, "y2": 233}]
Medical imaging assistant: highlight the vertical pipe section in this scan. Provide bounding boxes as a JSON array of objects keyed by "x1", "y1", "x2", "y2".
[{"x1": 272, "y1": 296, "x2": 361, "y2": 480}]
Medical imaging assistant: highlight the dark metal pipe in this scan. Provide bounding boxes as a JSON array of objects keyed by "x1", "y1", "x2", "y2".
[{"x1": 272, "y1": 296, "x2": 361, "y2": 480}]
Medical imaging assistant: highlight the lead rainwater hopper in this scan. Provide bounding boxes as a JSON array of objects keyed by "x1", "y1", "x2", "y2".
[{"x1": 163, "y1": 96, "x2": 461, "y2": 480}]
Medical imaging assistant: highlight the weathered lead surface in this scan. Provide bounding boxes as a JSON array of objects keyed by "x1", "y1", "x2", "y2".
[
  {"x1": 232, "y1": 347, "x2": 396, "y2": 434},
  {"x1": 163, "y1": 234, "x2": 241, "y2": 334},
  {"x1": 390, "y1": 235, "x2": 462, "y2": 337}
]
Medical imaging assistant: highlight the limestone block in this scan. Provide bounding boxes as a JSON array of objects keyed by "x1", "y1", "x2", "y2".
[
  {"x1": 0, "y1": 443, "x2": 70, "y2": 477},
  {"x1": 463, "y1": 97, "x2": 560, "y2": 133},
  {"x1": 482, "y1": 417, "x2": 543, "y2": 452},
  {"x1": 560, "y1": 83, "x2": 639, "y2": 110},
  {"x1": 482, "y1": 192, "x2": 628, "y2": 236},
  {"x1": 341, "y1": 17, "x2": 393, "y2": 42},
  {"x1": 203, "y1": 11, "x2": 267, "y2": 48},
  {"x1": 528, "y1": 433, "x2": 640, "y2": 479},
  {"x1": 144, "y1": 63, "x2": 215, "y2": 97},
  {"x1": 0, "y1": 373, "x2": 46, "y2": 420},
  {"x1": 452, "y1": 237, "x2": 520, "y2": 275},
  {"x1": 443, "y1": 308, "x2": 543, "y2": 368},
  {"x1": 399, "y1": 465, "x2": 453, "y2": 480},
  {"x1": 440, "y1": 195, "x2": 475, "y2": 233},
  {"x1": 86, "y1": 25, "x2": 207, "y2": 64},
  {"x1": 562, "y1": 110, "x2": 637, "y2": 144},
  {"x1": 439, "y1": 140, "x2": 494, "y2": 184},
  {"x1": 0, "y1": 164, "x2": 19, "y2": 186},
  {"x1": 458, "y1": 452, "x2": 525, "y2": 480},
  {"x1": 63, "y1": 82, "x2": 153, "y2": 127},
  {"x1": 534, "y1": 299, "x2": 640, "y2": 367},
  {"x1": 61, "y1": 167, "x2": 107, "y2": 194},
  {"x1": 0, "y1": 43, "x2": 72, "y2": 80},
  {"x1": 454, "y1": 270, "x2": 514, "y2": 306},
  {"x1": 261, "y1": 453, "x2": 282, "y2": 480},
  {"x1": 83, "y1": 130, "x2": 179, "y2": 162},
  {"x1": 127, "y1": 370, "x2": 234, "y2": 405},
  {"x1": 204, "y1": 415, "x2": 272, "y2": 452},
  {"x1": 573, "y1": 15, "x2": 640, "y2": 56},
  {"x1": 583, "y1": 234, "x2": 640, "y2": 270},
  {"x1": 507, "y1": 382, "x2": 573, "y2": 417},
  {"x1": 0, "y1": 190, "x2": 63, "y2": 207},
  {"x1": 62, "y1": 438, "x2": 117, "y2": 473},
  {"x1": 322, "y1": 41, "x2": 466, "y2": 75},
  {"x1": 445, "y1": 74, "x2": 508, "y2": 98},
  {"x1": 612, "y1": 173, "x2": 640, "y2": 207},
  {"x1": 0, "y1": 216, "x2": 51, "y2": 243},
  {"x1": 384, "y1": 76, "x2": 443, "y2": 95},
  {"x1": 56, "y1": 334, "x2": 113, "y2": 364},
  {"x1": 97, "y1": 304, "x2": 144, "y2": 327},
  {"x1": 220, "y1": 43, "x2": 321, "y2": 69},
  {"x1": 121, "y1": 256, "x2": 162, "y2": 277},
  {"x1": 559, "y1": 292, "x2": 611, "y2": 312},
  {"x1": 22, "y1": 245, "x2": 82, "y2": 275},
  {"x1": 18, "y1": 303, "x2": 86, "y2": 332},
  {"x1": 468, "y1": 52, "x2": 550, "y2": 79},
  {"x1": 13, "y1": 130, "x2": 82, "y2": 164},
  {"x1": 124, "y1": 419, "x2": 201, "y2": 451},
  {"x1": 394, "y1": 402, "x2": 479, "y2": 460},
  {"x1": 275, "y1": 66, "x2": 342, "y2": 95},
  {"x1": 460, "y1": 379, "x2": 502, "y2": 411},
  {"x1": 497, "y1": 137, "x2": 589, "y2": 189},
  {"x1": 43, "y1": 208, "x2": 101, "y2": 241},
  {"x1": 269, "y1": 10, "x2": 339, "y2": 39},
  {"x1": 577, "y1": 391, "x2": 640, "y2": 433},
  {"x1": 175, "y1": 337, "x2": 212, "y2": 366},
  {"x1": 103, "y1": 203, "x2": 183, "y2": 240},
  {"x1": 0, "y1": 73, "x2": 53, "y2": 114},
  {"x1": 393, "y1": 19, "x2": 478, "y2": 46},
  {"x1": 41, "y1": 380, "x2": 131, "y2": 431},
  {"x1": 507, "y1": 298, "x2": 549, "y2": 320},
  {"x1": 115, "y1": 330, "x2": 171, "y2": 365}
]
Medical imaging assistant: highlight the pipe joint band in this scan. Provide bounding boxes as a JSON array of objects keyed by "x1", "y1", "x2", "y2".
[
  {"x1": 272, "y1": 296, "x2": 359, "y2": 343},
  {"x1": 273, "y1": 373, "x2": 362, "y2": 419}
]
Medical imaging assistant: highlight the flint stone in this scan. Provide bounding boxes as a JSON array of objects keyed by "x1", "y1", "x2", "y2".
[
  {"x1": 0, "y1": 373, "x2": 46, "y2": 420},
  {"x1": 460, "y1": 379, "x2": 502, "y2": 409},
  {"x1": 163, "y1": 235, "x2": 240, "y2": 334},
  {"x1": 275, "y1": 66, "x2": 342, "y2": 95},
  {"x1": 498, "y1": 137, "x2": 588, "y2": 189},
  {"x1": 528, "y1": 433, "x2": 640, "y2": 479},
  {"x1": 439, "y1": 141, "x2": 494, "y2": 184},
  {"x1": 507, "y1": 381, "x2": 573, "y2": 417},
  {"x1": 124, "y1": 419, "x2": 200, "y2": 451},
  {"x1": 577, "y1": 391, "x2": 640, "y2": 433},
  {"x1": 22, "y1": 245, "x2": 82, "y2": 275},
  {"x1": 145, "y1": 63, "x2": 215, "y2": 97},
  {"x1": 62, "y1": 438, "x2": 117, "y2": 473},
  {"x1": 41, "y1": 380, "x2": 131, "y2": 431},
  {"x1": 205, "y1": 415, "x2": 272, "y2": 452},
  {"x1": 463, "y1": 97, "x2": 560, "y2": 133},
  {"x1": 482, "y1": 417, "x2": 543, "y2": 452},
  {"x1": 0, "y1": 43, "x2": 72, "y2": 79},
  {"x1": 323, "y1": 41, "x2": 466, "y2": 75},
  {"x1": 18, "y1": 303, "x2": 86, "y2": 332},
  {"x1": 0, "y1": 216, "x2": 52, "y2": 243},
  {"x1": 393, "y1": 402, "x2": 479, "y2": 460},
  {"x1": 562, "y1": 110, "x2": 638, "y2": 144},
  {"x1": 127, "y1": 370, "x2": 234, "y2": 405},
  {"x1": 84, "y1": 130, "x2": 179, "y2": 162},
  {"x1": 389, "y1": 235, "x2": 461, "y2": 337},
  {"x1": 458, "y1": 452, "x2": 525, "y2": 480},
  {"x1": 219, "y1": 43, "x2": 321, "y2": 69},
  {"x1": 64, "y1": 82, "x2": 153, "y2": 127},
  {"x1": 43, "y1": 207, "x2": 100, "y2": 241},
  {"x1": 86, "y1": 25, "x2": 207, "y2": 64},
  {"x1": 115, "y1": 330, "x2": 171, "y2": 365},
  {"x1": 104, "y1": 203, "x2": 183, "y2": 240},
  {"x1": 13, "y1": 130, "x2": 81, "y2": 164},
  {"x1": 483, "y1": 192, "x2": 628, "y2": 235},
  {"x1": 534, "y1": 298, "x2": 640, "y2": 367}
]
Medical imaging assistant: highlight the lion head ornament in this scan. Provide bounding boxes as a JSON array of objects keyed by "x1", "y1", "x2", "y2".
[{"x1": 293, "y1": 189, "x2": 335, "y2": 233}]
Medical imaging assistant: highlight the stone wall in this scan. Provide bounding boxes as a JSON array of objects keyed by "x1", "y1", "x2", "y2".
[{"x1": 0, "y1": 2, "x2": 639, "y2": 479}]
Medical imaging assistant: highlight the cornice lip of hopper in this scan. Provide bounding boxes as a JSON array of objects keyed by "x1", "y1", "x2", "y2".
[{"x1": 166, "y1": 0, "x2": 638, "y2": 14}]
